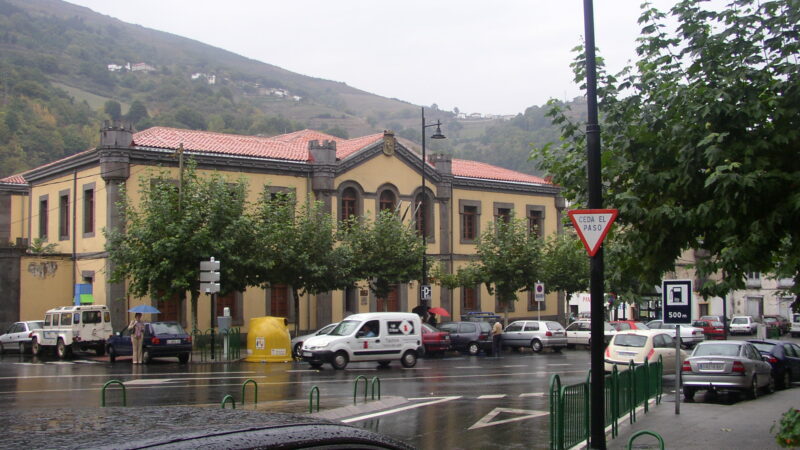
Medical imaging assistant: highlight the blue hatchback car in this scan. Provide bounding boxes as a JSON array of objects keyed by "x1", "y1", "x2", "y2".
[{"x1": 107, "y1": 321, "x2": 192, "y2": 364}]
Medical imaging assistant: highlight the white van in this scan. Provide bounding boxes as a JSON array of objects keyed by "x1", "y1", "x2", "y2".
[
  {"x1": 301, "y1": 312, "x2": 423, "y2": 369},
  {"x1": 791, "y1": 313, "x2": 800, "y2": 337},
  {"x1": 31, "y1": 305, "x2": 113, "y2": 359}
]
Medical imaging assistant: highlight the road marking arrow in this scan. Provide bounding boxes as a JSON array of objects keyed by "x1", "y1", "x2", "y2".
[{"x1": 468, "y1": 407, "x2": 548, "y2": 430}]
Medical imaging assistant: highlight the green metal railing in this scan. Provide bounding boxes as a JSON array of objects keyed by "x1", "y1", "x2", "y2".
[
  {"x1": 101, "y1": 379, "x2": 126, "y2": 407},
  {"x1": 549, "y1": 356, "x2": 664, "y2": 450},
  {"x1": 309, "y1": 385, "x2": 320, "y2": 413},
  {"x1": 241, "y1": 378, "x2": 257, "y2": 406},
  {"x1": 221, "y1": 394, "x2": 236, "y2": 409},
  {"x1": 192, "y1": 327, "x2": 242, "y2": 362},
  {"x1": 354, "y1": 375, "x2": 368, "y2": 404}
]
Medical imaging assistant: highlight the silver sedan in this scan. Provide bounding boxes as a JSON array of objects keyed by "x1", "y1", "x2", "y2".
[
  {"x1": 0, "y1": 320, "x2": 44, "y2": 354},
  {"x1": 291, "y1": 322, "x2": 338, "y2": 359},
  {"x1": 682, "y1": 340, "x2": 774, "y2": 400}
]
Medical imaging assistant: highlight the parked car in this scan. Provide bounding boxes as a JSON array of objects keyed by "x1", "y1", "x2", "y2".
[
  {"x1": 501, "y1": 320, "x2": 567, "y2": 353},
  {"x1": 646, "y1": 320, "x2": 706, "y2": 347},
  {"x1": 31, "y1": 305, "x2": 113, "y2": 358},
  {"x1": 604, "y1": 330, "x2": 687, "y2": 374},
  {"x1": 0, "y1": 320, "x2": 44, "y2": 354},
  {"x1": 609, "y1": 320, "x2": 650, "y2": 332},
  {"x1": 682, "y1": 340, "x2": 774, "y2": 400},
  {"x1": 107, "y1": 321, "x2": 192, "y2": 364},
  {"x1": 747, "y1": 339, "x2": 800, "y2": 389},
  {"x1": 699, "y1": 315, "x2": 722, "y2": 322},
  {"x1": 729, "y1": 316, "x2": 759, "y2": 335},
  {"x1": 291, "y1": 322, "x2": 338, "y2": 359},
  {"x1": 564, "y1": 320, "x2": 616, "y2": 348},
  {"x1": 691, "y1": 319, "x2": 725, "y2": 340},
  {"x1": 762, "y1": 315, "x2": 790, "y2": 335},
  {"x1": 421, "y1": 323, "x2": 451, "y2": 356},
  {"x1": 438, "y1": 321, "x2": 493, "y2": 355},
  {"x1": 792, "y1": 313, "x2": 800, "y2": 337}
]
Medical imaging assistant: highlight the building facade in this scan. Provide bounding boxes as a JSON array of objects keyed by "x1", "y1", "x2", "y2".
[{"x1": 0, "y1": 124, "x2": 564, "y2": 334}]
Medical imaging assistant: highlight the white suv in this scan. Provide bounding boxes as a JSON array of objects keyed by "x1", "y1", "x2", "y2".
[
  {"x1": 791, "y1": 313, "x2": 800, "y2": 337},
  {"x1": 31, "y1": 305, "x2": 113, "y2": 359},
  {"x1": 729, "y1": 315, "x2": 758, "y2": 335}
]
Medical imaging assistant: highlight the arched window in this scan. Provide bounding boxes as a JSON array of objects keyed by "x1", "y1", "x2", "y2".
[
  {"x1": 379, "y1": 190, "x2": 396, "y2": 212},
  {"x1": 341, "y1": 187, "x2": 358, "y2": 222},
  {"x1": 415, "y1": 192, "x2": 432, "y2": 238}
]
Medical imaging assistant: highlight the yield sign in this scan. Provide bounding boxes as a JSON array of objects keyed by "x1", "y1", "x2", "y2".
[{"x1": 568, "y1": 209, "x2": 618, "y2": 257}]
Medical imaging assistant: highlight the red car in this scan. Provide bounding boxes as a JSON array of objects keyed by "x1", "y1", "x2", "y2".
[
  {"x1": 421, "y1": 323, "x2": 451, "y2": 356},
  {"x1": 691, "y1": 319, "x2": 725, "y2": 340},
  {"x1": 609, "y1": 321, "x2": 650, "y2": 332}
]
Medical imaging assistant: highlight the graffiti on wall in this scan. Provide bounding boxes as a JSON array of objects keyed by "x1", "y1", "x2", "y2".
[{"x1": 28, "y1": 261, "x2": 58, "y2": 279}]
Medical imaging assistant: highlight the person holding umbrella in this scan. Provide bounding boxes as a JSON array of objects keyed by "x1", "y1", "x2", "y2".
[{"x1": 128, "y1": 312, "x2": 145, "y2": 364}]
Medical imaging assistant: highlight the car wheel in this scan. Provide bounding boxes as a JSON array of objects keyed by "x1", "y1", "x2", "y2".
[
  {"x1": 95, "y1": 345, "x2": 105, "y2": 356},
  {"x1": 309, "y1": 363, "x2": 323, "y2": 369},
  {"x1": 531, "y1": 339, "x2": 543, "y2": 353},
  {"x1": 56, "y1": 339, "x2": 71, "y2": 359},
  {"x1": 142, "y1": 349, "x2": 152, "y2": 364},
  {"x1": 401, "y1": 350, "x2": 418, "y2": 368},
  {"x1": 331, "y1": 351, "x2": 349, "y2": 370},
  {"x1": 178, "y1": 353, "x2": 189, "y2": 364},
  {"x1": 468, "y1": 342, "x2": 480, "y2": 356},
  {"x1": 108, "y1": 346, "x2": 117, "y2": 363},
  {"x1": 746, "y1": 376, "x2": 759, "y2": 400},
  {"x1": 782, "y1": 370, "x2": 792, "y2": 390},
  {"x1": 683, "y1": 387, "x2": 696, "y2": 401},
  {"x1": 293, "y1": 342, "x2": 303, "y2": 359},
  {"x1": 378, "y1": 360, "x2": 391, "y2": 368},
  {"x1": 31, "y1": 338, "x2": 41, "y2": 356}
]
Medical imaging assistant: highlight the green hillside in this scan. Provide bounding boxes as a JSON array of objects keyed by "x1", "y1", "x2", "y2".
[{"x1": 0, "y1": 0, "x2": 582, "y2": 179}]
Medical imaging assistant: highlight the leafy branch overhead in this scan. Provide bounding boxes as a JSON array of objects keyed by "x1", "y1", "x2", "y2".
[{"x1": 536, "y1": 0, "x2": 800, "y2": 298}]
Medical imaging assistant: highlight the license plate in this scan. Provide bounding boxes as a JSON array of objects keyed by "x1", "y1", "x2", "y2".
[
  {"x1": 167, "y1": 339, "x2": 180, "y2": 344},
  {"x1": 699, "y1": 363, "x2": 723, "y2": 370},
  {"x1": 303, "y1": 351, "x2": 312, "y2": 357}
]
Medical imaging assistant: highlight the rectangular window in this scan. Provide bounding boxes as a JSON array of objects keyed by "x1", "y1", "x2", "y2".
[
  {"x1": 496, "y1": 208, "x2": 511, "y2": 223},
  {"x1": 462, "y1": 287, "x2": 478, "y2": 311},
  {"x1": 83, "y1": 187, "x2": 95, "y2": 235},
  {"x1": 59, "y1": 192, "x2": 70, "y2": 240},
  {"x1": 39, "y1": 198, "x2": 48, "y2": 239},
  {"x1": 529, "y1": 210, "x2": 543, "y2": 238},
  {"x1": 462, "y1": 206, "x2": 477, "y2": 241},
  {"x1": 271, "y1": 284, "x2": 289, "y2": 318}
]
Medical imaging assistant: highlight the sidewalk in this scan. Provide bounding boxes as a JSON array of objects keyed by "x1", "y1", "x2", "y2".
[{"x1": 607, "y1": 390, "x2": 797, "y2": 449}]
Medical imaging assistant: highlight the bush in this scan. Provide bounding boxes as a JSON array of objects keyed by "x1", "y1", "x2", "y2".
[{"x1": 772, "y1": 408, "x2": 800, "y2": 448}]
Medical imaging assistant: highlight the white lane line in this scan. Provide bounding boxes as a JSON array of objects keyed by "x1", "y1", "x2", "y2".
[
  {"x1": 519, "y1": 392, "x2": 546, "y2": 398},
  {"x1": 345, "y1": 368, "x2": 377, "y2": 372},
  {"x1": 547, "y1": 364, "x2": 573, "y2": 366},
  {"x1": 124, "y1": 378, "x2": 176, "y2": 385},
  {"x1": 0, "y1": 370, "x2": 257, "y2": 380},
  {"x1": 468, "y1": 408, "x2": 548, "y2": 430},
  {"x1": 502, "y1": 365, "x2": 527, "y2": 368},
  {"x1": 342, "y1": 396, "x2": 461, "y2": 423},
  {"x1": 477, "y1": 394, "x2": 507, "y2": 399},
  {"x1": 287, "y1": 370, "x2": 320, "y2": 373},
  {"x1": 454, "y1": 366, "x2": 482, "y2": 369}
]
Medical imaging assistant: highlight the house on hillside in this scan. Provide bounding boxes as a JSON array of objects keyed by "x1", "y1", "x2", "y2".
[
  {"x1": 0, "y1": 125, "x2": 565, "y2": 335},
  {"x1": 130, "y1": 62, "x2": 156, "y2": 72}
]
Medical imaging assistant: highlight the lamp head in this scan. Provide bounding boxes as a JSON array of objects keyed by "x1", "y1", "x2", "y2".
[{"x1": 431, "y1": 122, "x2": 446, "y2": 140}]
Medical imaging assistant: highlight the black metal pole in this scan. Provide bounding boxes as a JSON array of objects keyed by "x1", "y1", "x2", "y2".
[
  {"x1": 583, "y1": 0, "x2": 606, "y2": 448},
  {"x1": 210, "y1": 293, "x2": 216, "y2": 360},
  {"x1": 421, "y1": 108, "x2": 428, "y2": 306}
]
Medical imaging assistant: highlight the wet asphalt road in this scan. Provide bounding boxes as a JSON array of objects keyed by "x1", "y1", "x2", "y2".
[{"x1": 0, "y1": 347, "x2": 597, "y2": 449}]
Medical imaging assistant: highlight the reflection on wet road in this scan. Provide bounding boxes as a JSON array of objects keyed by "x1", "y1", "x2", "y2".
[{"x1": 0, "y1": 349, "x2": 595, "y2": 448}]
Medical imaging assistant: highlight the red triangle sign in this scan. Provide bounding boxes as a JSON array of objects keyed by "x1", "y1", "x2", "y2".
[{"x1": 568, "y1": 209, "x2": 618, "y2": 257}]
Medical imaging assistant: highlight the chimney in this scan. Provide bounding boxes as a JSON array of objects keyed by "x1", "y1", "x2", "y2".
[
  {"x1": 100, "y1": 121, "x2": 134, "y2": 148},
  {"x1": 308, "y1": 139, "x2": 337, "y2": 164},
  {"x1": 430, "y1": 153, "x2": 452, "y2": 175}
]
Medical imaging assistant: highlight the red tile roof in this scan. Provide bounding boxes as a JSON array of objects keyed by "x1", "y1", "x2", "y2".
[
  {"x1": 133, "y1": 127, "x2": 383, "y2": 162},
  {"x1": 0, "y1": 173, "x2": 27, "y2": 184},
  {"x1": 451, "y1": 159, "x2": 550, "y2": 185}
]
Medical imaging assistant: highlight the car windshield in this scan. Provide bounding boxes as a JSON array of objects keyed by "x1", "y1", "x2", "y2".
[
  {"x1": 731, "y1": 318, "x2": 747, "y2": 324},
  {"x1": 691, "y1": 321, "x2": 705, "y2": 327},
  {"x1": 318, "y1": 324, "x2": 337, "y2": 335},
  {"x1": 151, "y1": 322, "x2": 185, "y2": 335},
  {"x1": 693, "y1": 343, "x2": 741, "y2": 357},
  {"x1": 763, "y1": 317, "x2": 777, "y2": 323},
  {"x1": 604, "y1": 323, "x2": 614, "y2": 331},
  {"x1": 633, "y1": 322, "x2": 649, "y2": 329},
  {"x1": 750, "y1": 342, "x2": 775, "y2": 353},
  {"x1": 28, "y1": 321, "x2": 43, "y2": 330},
  {"x1": 546, "y1": 321, "x2": 564, "y2": 331},
  {"x1": 613, "y1": 334, "x2": 647, "y2": 347},
  {"x1": 422, "y1": 323, "x2": 440, "y2": 333},
  {"x1": 711, "y1": 321, "x2": 724, "y2": 327},
  {"x1": 330, "y1": 320, "x2": 360, "y2": 336}
]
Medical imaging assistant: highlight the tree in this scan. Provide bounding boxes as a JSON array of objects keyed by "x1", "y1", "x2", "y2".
[
  {"x1": 342, "y1": 209, "x2": 424, "y2": 304},
  {"x1": 104, "y1": 100, "x2": 121, "y2": 121},
  {"x1": 126, "y1": 100, "x2": 148, "y2": 126},
  {"x1": 251, "y1": 192, "x2": 353, "y2": 333},
  {"x1": 537, "y1": 0, "x2": 800, "y2": 299},
  {"x1": 541, "y1": 233, "x2": 589, "y2": 316},
  {"x1": 439, "y1": 217, "x2": 544, "y2": 323},
  {"x1": 105, "y1": 161, "x2": 258, "y2": 330}
]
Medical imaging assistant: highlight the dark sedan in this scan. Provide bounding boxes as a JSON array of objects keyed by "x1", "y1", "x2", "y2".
[
  {"x1": 438, "y1": 321, "x2": 493, "y2": 355},
  {"x1": 107, "y1": 321, "x2": 192, "y2": 364},
  {"x1": 747, "y1": 339, "x2": 800, "y2": 389}
]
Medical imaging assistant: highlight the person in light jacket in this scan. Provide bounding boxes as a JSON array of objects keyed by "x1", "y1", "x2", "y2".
[
  {"x1": 128, "y1": 313, "x2": 145, "y2": 364},
  {"x1": 491, "y1": 320, "x2": 504, "y2": 357}
]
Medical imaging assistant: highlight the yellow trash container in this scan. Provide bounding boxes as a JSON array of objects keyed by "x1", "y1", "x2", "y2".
[{"x1": 244, "y1": 316, "x2": 292, "y2": 363}]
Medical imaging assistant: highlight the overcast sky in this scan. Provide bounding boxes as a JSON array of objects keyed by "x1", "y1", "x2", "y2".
[{"x1": 66, "y1": 1, "x2": 679, "y2": 116}]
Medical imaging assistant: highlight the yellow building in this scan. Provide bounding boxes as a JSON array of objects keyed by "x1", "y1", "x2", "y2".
[{"x1": 0, "y1": 124, "x2": 564, "y2": 334}]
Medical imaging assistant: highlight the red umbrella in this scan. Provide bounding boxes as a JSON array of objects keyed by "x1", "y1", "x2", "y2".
[{"x1": 428, "y1": 307, "x2": 450, "y2": 317}]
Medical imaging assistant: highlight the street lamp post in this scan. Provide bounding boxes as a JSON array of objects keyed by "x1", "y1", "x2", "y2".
[{"x1": 420, "y1": 107, "x2": 445, "y2": 308}]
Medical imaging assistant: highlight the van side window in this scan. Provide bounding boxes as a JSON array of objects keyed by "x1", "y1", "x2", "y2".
[
  {"x1": 357, "y1": 320, "x2": 379, "y2": 338},
  {"x1": 73, "y1": 313, "x2": 80, "y2": 325},
  {"x1": 61, "y1": 313, "x2": 72, "y2": 326},
  {"x1": 103, "y1": 311, "x2": 111, "y2": 323},
  {"x1": 45, "y1": 315, "x2": 52, "y2": 327},
  {"x1": 82, "y1": 311, "x2": 101, "y2": 324}
]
